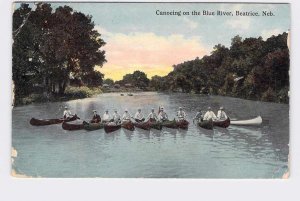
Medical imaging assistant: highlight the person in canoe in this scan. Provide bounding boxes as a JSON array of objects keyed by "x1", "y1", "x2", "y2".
[
  {"x1": 203, "y1": 107, "x2": 217, "y2": 121},
  {"x1": 158, "y1": 107, "x2": 169, "y2": 122},
  {"x1": 193, "y1": 109, "x2": 204, "y2": 123},
  {"x1": 63, "y1": 106, "x2": 73, "y2": 120},
  {"x1": 102, "y1": 110, "x2": 112, "y2": 123},
  {"x1": 134, "y1": 108, "x2": 145, "y2": 122},
  {"x1": 112, "y1": 110, "x2": 121, "y2": 124},
  {"x1": 176, "y1": 107, "x2": 187, "y2": 121},
  {"x1": 90, "y1": 110, "x2": 101, "y2": 123},
  {"x1": 217, "y1": 106, "x2": 228, "y2": 120},
  {"x1": 146, "y1": 108, "x2": 158, "y2": 122},
  {"x1": 122, "y1": 109, "x2": 133, "y2": 122}
]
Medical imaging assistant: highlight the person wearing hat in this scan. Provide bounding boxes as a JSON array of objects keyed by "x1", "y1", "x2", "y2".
[
  {"x1": 158, "y1": 107, "x2": 168, "y2": 122},
  {"x1": 90, "y1": 110, "x2": 101, "y2": 123},
  {"x1": 217, "y1": 106, "x2": 228, "y2": 120},
  {"x1": 112, "y1": 110, "x2": 121, "y2": 124},
  {"x1": 193, "y1": 109, "x2": 204, "y2": 123},
  {"x1": 63, "y1": 106, "x2": 73, "y2": 119},
  {"x1": 122, "y1": 109, "x2": 132, "y2": 122},
  {"x1": 134, "y1": 108, "x2": 145, "y2": 122},
  {"x1": 146, "y1": 108, "x2": 158, "y2": 122},
  {"x1": 176, "y1": 107, "x2": 187, "y2": 121},
  {"x1": 203, "y1": 107, "x2": 217, "y2": 121},
  {"x1": 102, "y1": 110, "x2": 112, "y2": 123}
]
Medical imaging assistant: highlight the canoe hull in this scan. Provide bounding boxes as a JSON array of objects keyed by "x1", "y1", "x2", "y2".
[
  {"x1": 231, "y1": 116, "x2": 262, "y2": 126},
  {"x1": 122, "y1": 121, "x2": 135, "y2": 131},
  {"x1": 83, "y1": 122, "x2": 104, "y2": 131},
  {"x1": 149, "y1": 121, "x2": 162, "y2": 130},
  {"x1": 133, "y1": 121, "x2": 151, "y2": 130},
  {"x1": 62, "y1": 121, "x2": 84, "y2": 131},
  {"x1": 177, "y1": 120, "x2": 189, "y2": 129},
  {"x1": 161, "y1": 120, "x2": 178, "y2": 129},
  {"x1": 213, "y1": 118, "x2": 230, "y2": 128},
  {"x1": 104, "y1": 123, "x2": 121, "y2": 133},
  {"x1": 30, "y1": 115, "x2": 78, "y2": 126},
  {"x1": 198, "y1": 120, "x2": 213, "y2": 130}
]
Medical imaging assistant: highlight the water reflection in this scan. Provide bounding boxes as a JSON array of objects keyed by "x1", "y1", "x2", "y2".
[{"x1": 12, "y1": 92, "x2": 289, "y2": 178}]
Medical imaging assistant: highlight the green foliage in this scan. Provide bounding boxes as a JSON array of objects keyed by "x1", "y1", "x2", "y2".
[
  {"x1": 117, "y1": 70, "x2": 150, "y2": 89},
  {"x1": 13, "y1": 3, "x2": 106, "y2": 102},
  {"x1": 103, "y1": 78, "x2": 114, "y2": 86},
  {"x1": 150, "y1": 33, "x2": 289, "y2": 103},
  {"x1": 64, "y1": 86, "x2": 102, "y2": 99}
]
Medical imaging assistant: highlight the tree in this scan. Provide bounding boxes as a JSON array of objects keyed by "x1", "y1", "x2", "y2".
[
  {"x1": 12, "y1": 3, "x2": 106, "y2": 98},
  {"x1": 103, "y1": 78, "x2": 114, "y2": 86}
]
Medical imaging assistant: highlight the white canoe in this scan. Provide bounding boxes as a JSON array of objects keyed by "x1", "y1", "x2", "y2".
[{"x1": 230, "y1": 116, "x2": 262, "y2": 126}]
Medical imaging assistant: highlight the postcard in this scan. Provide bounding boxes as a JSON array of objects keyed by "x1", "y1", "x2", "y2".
[{"x1": 12, "y1": 2, "x2": 290, "y2": 178}]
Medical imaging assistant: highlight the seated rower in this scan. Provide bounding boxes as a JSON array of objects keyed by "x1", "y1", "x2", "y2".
[
  {"x1": 158, "y1": 107, "x2": 169, "y2": 122},
  {"x1": 112, "y1": 110, "x2": 121, "y2": 124},
  {"x1": 146, "y1": 108, "x2": 158, "y2": 122},
  {"x1": 193, "y1": 109, "x2": 204, "y2": 122},
  {"x1": 63, "y1": 106, "x2": 73, "y2": 119},
  {"x1": 122, "y1": 109, "x2": 132, "y2": 123},
  {"x1": 134, "y1": 108, "x2": 145, "y2": 122},
  {"x1": 90, "y1": 110, "x2": 101, "y2": 123},
  {"x1": 176, "y1": 107, "x2": 187, "y2": 121},
  {"x1": 203, "y1": 107, "x2": 217, "y2": 121},
  {"x1": 102, "y1": 110, "x2": 112, "y2": 123},
  {"x1": 217, "y1": 106, "x2": 228, "y2": 120}
]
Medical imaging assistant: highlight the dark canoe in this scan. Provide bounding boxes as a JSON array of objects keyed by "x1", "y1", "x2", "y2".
[
  {"x1": 161, "y1": 120, "x2": 178, "y2": 129},
  {"x1": 83, "y1": 121, "x2": 104, "y2": 131},
  {"x1": 30, "y1": 114, "x2": 79, "y2": 126},
  {"x1": 133, "y1": 121, "x2": 151, "y2": 130},
  {"x1": 149, "y1": 121, "x2": 162, "y2": 130},
  {"x1": 104, "y1": 123, "x2": 121, "y2": 133},
  {"x1": 213, "y1": 117, "x2": 230, "y2": 128},
  {"x1": 177, "y1": 120, "x2": 189, "y2": 129},
  {"x1": 198, "y1": 120, "x2": 213, "y2": 130},
  {"x1": 62, "y1": 121, "x2": 84, "y2": 131},
  {"x1": 121, "y1": 121, "x2": 135, "y2": 131}
]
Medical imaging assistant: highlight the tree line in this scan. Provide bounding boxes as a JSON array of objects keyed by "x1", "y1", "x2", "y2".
[
  {"x1": 13, "y1": 3, "x2": 106, "y2": 102},
  {"x1": 148, "y1": 33, "x2": 289, "y2": 103}
]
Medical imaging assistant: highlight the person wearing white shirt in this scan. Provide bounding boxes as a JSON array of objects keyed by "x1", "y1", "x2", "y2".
[
  {"x1": 122, "y1": 109, "x2": 132, "y2": 122},
  {"x1": 146, "y1": 108, "x2": 158, "y2": 122},
  {"x1": 63, "y1": 106, "x2": 72, "y2": 119},
  {"x1": 102, "y1": 110, "x2": 112, "y2": 123},
  {"x1": 134, "y1": 108, "x2": 145, "y2": 122},
  {"x1": 158, "y1": 107, "x2": 168, "y2": 122},
  {"x1": 217, "y1": 106, "x2": 228, "y2": 120},
  {"x1": 112, "y1": 110, "x2": 121, "y2": 124},
  {"x1": 203, "y1": 107, "x2": 217, "y2": 121},
  {"x1": 176, "y1": 107, "x2": 187, "y2": 120}
]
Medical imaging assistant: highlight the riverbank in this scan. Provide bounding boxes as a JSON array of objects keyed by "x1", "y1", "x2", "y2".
[{"x1": 15, "y1": 86, "x2": 102, "y2": 106}]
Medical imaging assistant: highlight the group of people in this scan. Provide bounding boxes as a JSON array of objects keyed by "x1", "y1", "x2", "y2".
[
  {"x1": 193, "y1": 106, "x2": 228, "y2": 122},
  {"x1": 63, "y1": 105, "x2": 228, "y2": 125}
]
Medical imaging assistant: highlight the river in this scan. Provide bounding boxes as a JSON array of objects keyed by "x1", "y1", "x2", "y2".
[{"x1": 12, "y1": 92, "x2": 289, "y2": 178}]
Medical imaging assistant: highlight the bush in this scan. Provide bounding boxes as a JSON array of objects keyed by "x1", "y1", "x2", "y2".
[
  {"x1": 261, "y1": 87, "x2": 276, "y2": 102},
  {"x1": 64, "y1": 86, "x2": 102, "y2": 99}
]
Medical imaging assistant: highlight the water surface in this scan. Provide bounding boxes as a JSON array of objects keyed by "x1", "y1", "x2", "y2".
[{"x1": 12, "y1": 92, "x2": 289, "y2": 178}]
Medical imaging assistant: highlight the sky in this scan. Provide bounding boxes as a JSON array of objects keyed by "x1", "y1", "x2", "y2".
[{"x1": 15, "y1": 2, "x2": 290, "y2": 81}]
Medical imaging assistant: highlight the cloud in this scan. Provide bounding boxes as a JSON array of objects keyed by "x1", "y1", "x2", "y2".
[
  {"x1": 182, "y1": 17, "x2": 198, "y2": 29},
  {"x1": 225, "y1": 17, "x2": 251, "y2": 30},
  {"x1": 261, "y1": 28, "x2": 282, "y2": 40},
  {"x1": 95, "y1": 26, "x2": 209, "y2": 80}
]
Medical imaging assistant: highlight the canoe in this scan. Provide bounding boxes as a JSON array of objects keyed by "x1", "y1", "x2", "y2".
[
  {"x1": 30, "y1": 114, "x2": 79, "y2": 126},
  {"x1": 122, "y1": 121, "x2": 135, "y2": 131},
  {"x1": 83, "y1": 121, "x2": 104, "y2": 131},
  {"x1": 104, "y1": 123, "x2": 121, "y2": 133},
  {"x1": 231, "y1": 116, "x2": 262, "y2": 126},
  {"x1": 149, "y1": 121, "x2": 162, "y2": 130},
  {"x1": 133, "y1": 121, "x2": 151, "y2": 130},
  {"x1": 161, "y1": 120, "x2": 178, "y2": 129},
  {"x1": 62, "y1": 121, "x2": 84, "y2": 131},
  {"x1": 177, "y1": 119, "x2": 189, "y2": 129},
  {"x1": 213, "y1": 117, "x2": 230, "y2": 128},
  {"x1": 198, "y1": 120, "x2": 213, "y2": 130}
]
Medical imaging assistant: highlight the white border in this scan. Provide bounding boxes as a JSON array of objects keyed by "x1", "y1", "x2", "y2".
[{"x1": 1, "y1": 0, "x2": 300, "y2": 201}]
